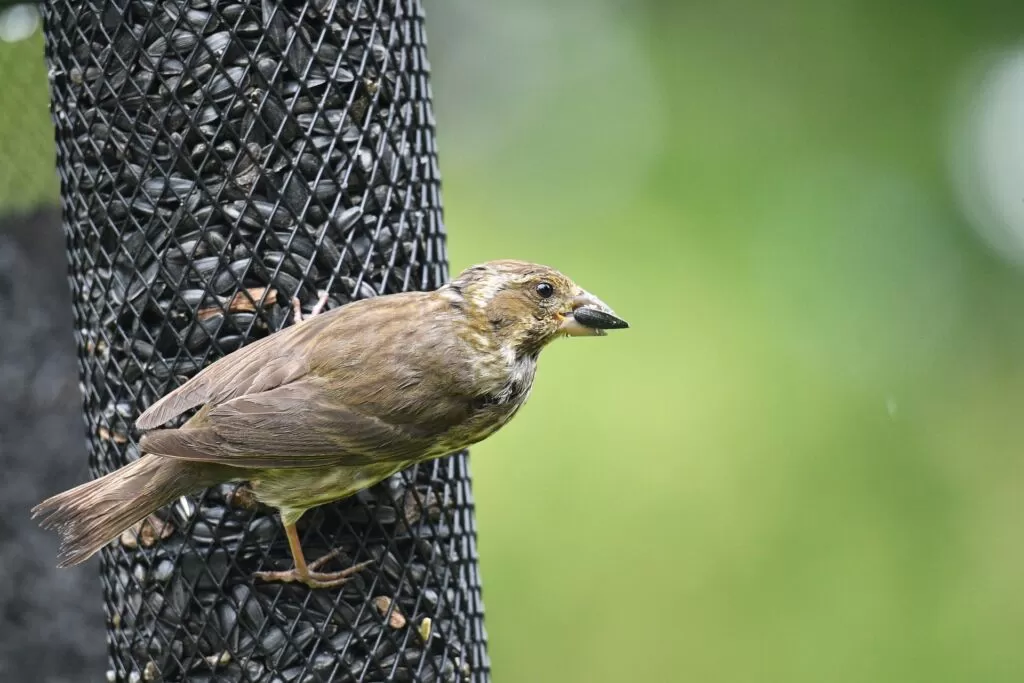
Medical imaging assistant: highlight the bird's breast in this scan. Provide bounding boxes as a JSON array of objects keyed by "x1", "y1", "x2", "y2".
[{"x1": 440, "y1": 351, "x2": 537, "y2": 451}]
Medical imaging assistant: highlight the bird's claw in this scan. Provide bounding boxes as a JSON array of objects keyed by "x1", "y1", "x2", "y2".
[
  {"x1": 305, "y1": 546, "x2": 346, "y2": 571},
  {"x1": 253, "y1": 554, "x2": 374, "y2": 590},
  {"x1": 290, "y1": 290, "x2": 329, "y2": 325}
]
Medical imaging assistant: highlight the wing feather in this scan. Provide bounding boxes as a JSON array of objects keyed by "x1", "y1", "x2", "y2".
[
  {"x1": 135, "y1": 291, "x2": 479, "y2": 469},
  {"x1": 139, "y1": 380, "x2": 453, "y2": 468},
  {"x1": 135, "y1": 304, "x2": 342, "y2": 430}
]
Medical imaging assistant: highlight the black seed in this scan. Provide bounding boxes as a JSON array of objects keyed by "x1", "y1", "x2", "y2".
[
  {"x1": 263, "y1": 252, "x2": 313, "y2": 279},
  {"x1": 256, "y1": 95, "x2": 300, "y2": 144},
  {"x1": 211, "y1": 258, "x2": 254, "y2": 294}
]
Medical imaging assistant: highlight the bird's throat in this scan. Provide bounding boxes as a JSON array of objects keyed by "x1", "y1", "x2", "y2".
[{"x1": 475, "y1": 348, "x2": 537, "y2": 408}]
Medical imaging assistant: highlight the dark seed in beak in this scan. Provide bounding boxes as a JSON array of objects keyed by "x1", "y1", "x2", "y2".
[{"x1": 572, "y1": 307, "x2": 629, "y2": 330}]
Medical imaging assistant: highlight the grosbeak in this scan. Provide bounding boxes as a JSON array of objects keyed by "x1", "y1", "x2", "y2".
[{"x1": 33, "y1": 259, "x2": 628, "y2": 588}]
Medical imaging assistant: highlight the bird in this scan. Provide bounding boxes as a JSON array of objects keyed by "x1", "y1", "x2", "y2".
[{"x1": 32, "y1": 259, "x2": 629, "y2": 589}]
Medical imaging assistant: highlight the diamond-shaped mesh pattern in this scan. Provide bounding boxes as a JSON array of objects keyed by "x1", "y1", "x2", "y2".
[{"x1": 41, "y1": 1, "x2": 489, "y2": 681}]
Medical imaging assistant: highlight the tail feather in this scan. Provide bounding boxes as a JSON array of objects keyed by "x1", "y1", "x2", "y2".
[{"x1": 31, "y1": 454, "x2": 211, "y2": 568}]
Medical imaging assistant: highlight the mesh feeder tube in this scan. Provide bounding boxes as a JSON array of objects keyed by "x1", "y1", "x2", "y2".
[{"x1": 40, "y1": 0, "x2": 489, "y2": 681}]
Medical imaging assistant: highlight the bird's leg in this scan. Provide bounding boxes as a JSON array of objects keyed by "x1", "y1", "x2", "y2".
[
  {"x1": 253, "y1": 521, "x2": 373, "y2": 589},
  {"x1": 290, "y1": 290, "x2": 330, "y2": 324}
]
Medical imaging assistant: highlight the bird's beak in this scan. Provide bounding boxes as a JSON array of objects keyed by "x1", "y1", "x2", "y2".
[{"x1": 559, "y1": 290, "x2": 629, "y2": 337}]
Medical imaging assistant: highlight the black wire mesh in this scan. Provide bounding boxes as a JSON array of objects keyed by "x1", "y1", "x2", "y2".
[{"x1": 41, "y1": 1, "x2": 490, "y2": 681}]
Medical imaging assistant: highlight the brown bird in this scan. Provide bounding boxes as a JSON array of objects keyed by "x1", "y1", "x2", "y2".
[{"x1": 32, "y1": 259, "x2": 628, "y2": 588}]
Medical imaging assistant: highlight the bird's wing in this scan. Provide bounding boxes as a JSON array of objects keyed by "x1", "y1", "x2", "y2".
[
  {"x1": 137, "y1": 290, "x2": 479, "y2": 468},
  {"x1": 139, "y1": 379, "x2": 449, "y2": 468},
  {"x1": 135, "y1": 294, "x2": 409, "y2": 430}
]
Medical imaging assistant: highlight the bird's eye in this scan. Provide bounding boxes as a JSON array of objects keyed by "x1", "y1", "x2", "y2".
[{"x1": 536, "y1": 282, "x2": 555, "y2": 299}]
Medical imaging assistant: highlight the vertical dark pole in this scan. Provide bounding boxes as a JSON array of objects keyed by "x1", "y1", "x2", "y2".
[{"x1": 42, "y1": 0, "x2": 490, "y2": 681}]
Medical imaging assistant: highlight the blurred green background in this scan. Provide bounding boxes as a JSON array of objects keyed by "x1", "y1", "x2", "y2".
[{"x1": 4, "y1": 0, "x2": 1024, "y2": 681}]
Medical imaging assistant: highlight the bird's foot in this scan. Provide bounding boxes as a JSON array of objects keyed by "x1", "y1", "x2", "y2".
[
  {"x1": 290, "y1": 290, "x2": 329, "y2": 325},
  {"x1": 119, "y1": 514, "x2": 174, "y2": 549},
  {"x1": 253, "y1": 551, "x2": 373, "y2": 589}
]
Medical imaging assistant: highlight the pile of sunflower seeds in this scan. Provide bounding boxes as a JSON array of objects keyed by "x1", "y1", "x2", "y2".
[{"x1": 43, "y1": 0, "x2": 489, "y2": 681}]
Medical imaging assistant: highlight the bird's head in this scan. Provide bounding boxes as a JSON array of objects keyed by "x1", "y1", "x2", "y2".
[{"x1": 445, "y1": 259, "x2": 628, "y2": 357}]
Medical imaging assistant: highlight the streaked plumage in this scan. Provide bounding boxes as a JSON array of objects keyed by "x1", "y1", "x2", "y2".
[{"x1": 33, "y1": 259, "x2": 627, "y2": 588}]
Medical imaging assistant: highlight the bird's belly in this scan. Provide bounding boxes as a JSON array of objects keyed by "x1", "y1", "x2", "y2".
[
  {"x1": 249, "y1": 462, "x2": 405, "y2": 516},
  {"x1": 246, "y1": 404, "x2": 523, "y2": 518}
]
